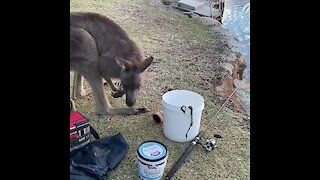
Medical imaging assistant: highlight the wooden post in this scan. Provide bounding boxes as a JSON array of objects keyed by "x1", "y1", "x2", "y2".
[
  {"x1": 209, "y1": 0, "x2": 214, "y2": 19},
  {"x1": 218, "y1": 0, "x2": 222, "y2": 15}
]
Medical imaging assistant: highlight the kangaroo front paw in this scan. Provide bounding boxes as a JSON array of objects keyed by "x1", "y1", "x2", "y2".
[
  {"x1": 112, "y1": 82, "x2": 123, "y2": 92},
  {"x1": 111, "y1": 82, "x2": 124, "y2": 98},
  {"x1": 114, "y1": 81, "x2": 122, "y2": 87},
  {"x1": 111, "y1": 90, "x2": 125, "y2": 98}
]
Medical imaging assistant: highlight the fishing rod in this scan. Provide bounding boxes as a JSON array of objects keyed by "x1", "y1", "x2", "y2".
[{"x1": 165, "y1": 86, "x2": 239, "y2": 180}]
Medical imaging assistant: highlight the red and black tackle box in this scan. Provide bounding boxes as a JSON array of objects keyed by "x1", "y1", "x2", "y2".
[
  {"x1": 70, "y1": 111, "x2": 92, "y2": 151},
  {"x1": 70, "y1": 99, "x2": 99, "y2": 151}
]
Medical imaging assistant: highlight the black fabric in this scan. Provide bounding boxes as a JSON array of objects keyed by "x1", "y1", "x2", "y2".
[
  {"x1": 89, "y1": 126, "x2": 100, "y2": 140},
  {"x1": 70, "y1": 132, "x2": 129, "y2": 180}
]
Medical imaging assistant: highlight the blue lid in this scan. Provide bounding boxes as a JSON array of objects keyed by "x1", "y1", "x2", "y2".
[{"x1": 138, "y1": 141, "x2": 167, "y2": 161}]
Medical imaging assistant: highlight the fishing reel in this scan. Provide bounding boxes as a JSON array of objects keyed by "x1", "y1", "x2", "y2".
[{"x1": 197, "y1": 134, "x2": 222, "y2": 152}]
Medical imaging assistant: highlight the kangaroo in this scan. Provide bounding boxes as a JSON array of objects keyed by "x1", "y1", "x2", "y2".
[{"x1": 70, "y1": 12, "x2": 153, "y2": 115}]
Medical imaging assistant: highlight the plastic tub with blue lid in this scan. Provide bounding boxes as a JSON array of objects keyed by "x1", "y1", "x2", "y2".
[{"x1": 137, "y1": 141, "x2": 168, "y2": 180}]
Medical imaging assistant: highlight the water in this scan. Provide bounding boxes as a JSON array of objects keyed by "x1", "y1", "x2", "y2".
[{"x1": 222, "y1": 0, "x2": 250, "y2": 83}]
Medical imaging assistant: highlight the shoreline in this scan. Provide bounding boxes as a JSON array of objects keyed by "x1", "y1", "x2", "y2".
[{"x1": 197, "y1": 16, "x2": 250, "y2": 117}]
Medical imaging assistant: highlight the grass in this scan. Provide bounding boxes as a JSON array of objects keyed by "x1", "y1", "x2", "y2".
[{"x1": 71, "y1": 0, "x2": 250, "y2": 179}]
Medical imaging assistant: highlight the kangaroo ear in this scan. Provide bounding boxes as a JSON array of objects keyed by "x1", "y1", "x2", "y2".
[
  {"x1": 138, "y1": 56, "x2": 153, "y2": 72},
  {"x1": 116, "y1": 57, "x2": 133, "y2": 71}
]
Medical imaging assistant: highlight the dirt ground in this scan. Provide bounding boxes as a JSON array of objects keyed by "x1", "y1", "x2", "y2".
[{"x1": 70, "y1": 0, "x2": 250, "y2": 179}]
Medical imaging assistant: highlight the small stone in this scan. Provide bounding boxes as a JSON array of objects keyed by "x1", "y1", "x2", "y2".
[{"x1": 162, "y1": 0, "x2": 172, "y2": 5}]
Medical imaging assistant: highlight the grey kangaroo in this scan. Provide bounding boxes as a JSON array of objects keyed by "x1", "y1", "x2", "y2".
[{"x1": 70, "y1": 12, "x2": 153, "y2": 115}]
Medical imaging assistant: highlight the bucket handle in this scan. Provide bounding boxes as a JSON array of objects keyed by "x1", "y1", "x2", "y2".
[{"x1": 181, "y1": 105, "x2": 193, "y2": 140}]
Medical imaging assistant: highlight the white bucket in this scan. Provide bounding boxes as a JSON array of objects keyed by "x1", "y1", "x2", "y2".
[
  {"x1": 162, "y1": 90, "x2": 205, "y2": 142},
  {"x1": 137, "y1": 141, "x2": 168, "y2": 180}
]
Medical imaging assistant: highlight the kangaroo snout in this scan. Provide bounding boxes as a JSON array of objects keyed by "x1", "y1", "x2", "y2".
[
  {"x1": 125, "y1": 90, "x2": 137, "y2": 107},
  {"x1": 126, "y1": 100, "x2": 135, "y2": 107}
]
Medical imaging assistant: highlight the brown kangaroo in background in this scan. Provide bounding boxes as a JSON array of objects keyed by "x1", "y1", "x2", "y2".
[{"x1": 70, "y1": 12, "x2": 153, "y2": 115}]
